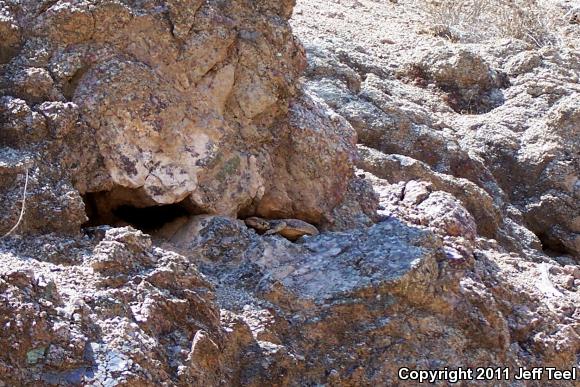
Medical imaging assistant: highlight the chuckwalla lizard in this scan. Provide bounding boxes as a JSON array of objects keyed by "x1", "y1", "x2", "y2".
[{"x1": 244, "y1": 217, "x2": 319, "y2": 241}]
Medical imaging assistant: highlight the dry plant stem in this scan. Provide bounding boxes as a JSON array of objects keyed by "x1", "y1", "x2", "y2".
[{"x1": 1, "y1": 168, "x2": 29, "y2": 238}]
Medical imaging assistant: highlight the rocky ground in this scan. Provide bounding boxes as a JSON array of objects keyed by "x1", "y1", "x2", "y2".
[{"x1": 0, "y1": 0, "x2": 579, "y2": 385}]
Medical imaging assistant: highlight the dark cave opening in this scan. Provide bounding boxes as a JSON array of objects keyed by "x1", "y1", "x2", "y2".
[
  {"x1": 112, "y1": 204, "x2": 191, "y2": 232},
  {"x1": 536, "y1": 232, "x2": 572, "y2": 257},
  {"x1": 82, "y1": 192, "x2": 193, "y2": 233}
]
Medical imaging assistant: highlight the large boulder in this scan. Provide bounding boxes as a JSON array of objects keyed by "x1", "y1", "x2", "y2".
[
  {"x1": 0, "y1": 0, "x2": 357, "y2": 236},
  {"x1": 155, "y1": 215, "x2": 580, "y2": 385}
]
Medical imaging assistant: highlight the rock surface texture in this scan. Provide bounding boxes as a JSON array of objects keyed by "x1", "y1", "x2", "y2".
[
  {"x1": 292, "y1": 0, "x2": 580, "y2": 257},
  {"x1": 1, "y1": 0, "x2": 579, "y2": 385},
  {"x1": 0, "y1": 0, "x2": 357, "y2": 235}
]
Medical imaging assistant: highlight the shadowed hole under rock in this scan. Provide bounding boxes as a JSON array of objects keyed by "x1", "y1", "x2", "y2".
[{"x1": 82, "y1": 192, "x2": 194, "y2": 233}]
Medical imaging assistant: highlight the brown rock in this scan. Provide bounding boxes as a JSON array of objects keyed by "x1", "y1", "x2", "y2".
[{"x1": 0, "y1": 0, "x2": 357, "y2": 236}]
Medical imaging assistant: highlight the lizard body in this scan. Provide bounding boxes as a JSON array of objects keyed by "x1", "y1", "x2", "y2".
[{"x1": 244, "y1": 217, "x2": 319, "y2": 241}]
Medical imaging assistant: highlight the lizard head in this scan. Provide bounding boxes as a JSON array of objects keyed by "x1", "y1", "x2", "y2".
[{"x1": 244, "y1": 217, "x2": 270, "y2": 232}]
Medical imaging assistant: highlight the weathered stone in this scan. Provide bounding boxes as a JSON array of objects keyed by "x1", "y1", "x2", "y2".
[
  {"x1": 0, "y1": 0, "x2": 357, "y2": 236},
  {"x1": 1, "y1": 0, "x2": 579, "y2": 386}
]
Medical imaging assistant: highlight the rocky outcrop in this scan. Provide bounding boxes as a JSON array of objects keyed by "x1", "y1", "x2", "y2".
[
  {"x1": 356, "y1": 145, "x2": 543, "y2": 254},
  {"x1": 403, "y1": 47, "x2": 510, "y2": 114},
  {"x1": 1, "y1": 0, "x2": 579, "y2": 385},
  {"x1": 0, "y1": 227, "x2": 219, "y2": 385},
  {"x1": 292, "y1": 0, "x2": 579, "y2": 257},
  {"x1": 0, "y1": 0, "x2": 358, "y2": 237},
  {"x1": 3, "y1": 210, "x2": 580, "y2": 385},
  {"x1": 455, "y1": 49, "x2": 580, "y2": 256},
  {"x1": 0, "y1": 227, "x2": 303, "y2": 386},
  {"x1": 161, "y1": 215, "x2": 580, "y2": 385}
]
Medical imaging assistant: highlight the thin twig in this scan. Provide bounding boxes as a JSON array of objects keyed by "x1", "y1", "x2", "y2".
[{"x1": 1, "y1": 168, "x2": 29, "y2": 238}]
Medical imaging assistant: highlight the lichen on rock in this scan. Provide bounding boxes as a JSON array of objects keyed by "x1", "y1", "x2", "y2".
[
  {"x1": 1, "y1": 0, "x2": 579, "y2": 385},
  {"x1": 0, "y1": 0, "x2": 358, "y2": 235}
]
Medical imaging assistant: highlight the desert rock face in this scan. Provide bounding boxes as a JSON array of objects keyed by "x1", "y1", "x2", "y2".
[
  {"x1": 1, "y1": 0, "x2": 579, "y2": 385},
  {"x1": 0, "y1": 0, "x2": 357, "y2": 235},
  {"x1": 293, "y1": 0, "x2": 579, "y2": 257}
]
